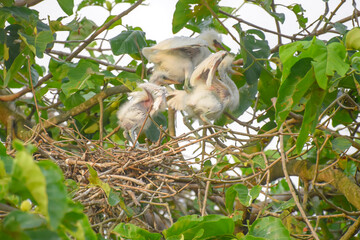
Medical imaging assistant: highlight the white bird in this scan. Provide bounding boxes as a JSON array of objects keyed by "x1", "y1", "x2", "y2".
[
  {"x1": 167, "y1": 51, "x2": 230, "y2": 126},
  {"x1": 218, "y1": 54, "x2": 240, "y2": 112},
  {"x1": 117, "y1": 82, "x2": 167, "y2": 146},
  {"x1": 189, "y1": 50, "x2": 240, "y2": 112},
  {"x1": 142, "y1": 29, "x2": 224, "y2": 88}
]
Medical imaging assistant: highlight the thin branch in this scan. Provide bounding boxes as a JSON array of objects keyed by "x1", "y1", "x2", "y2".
[
  {"x1": 340, "y1": 216, "x2": 360, "y2": 240},
  {"x1": 49, "y1": 50, "x2": 136, "y2": 73},
  {"x1": 279, "y1": 125, "x2": 319, "y2": 240}
]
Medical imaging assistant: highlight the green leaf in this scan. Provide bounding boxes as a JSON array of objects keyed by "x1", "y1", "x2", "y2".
[
  {"x1": 235, "y1": 82, "x2": 257, "y2": 116},
  {"x1": 12, "y1": 141, "x2": 48, "y2": 219},
  {"x1": 275, "y1": 59, "x2": 314, "y2": 126},
  {"x1": 110, "y1": 30, "x2": 147, "y2": 55},
  {"x1": 113, "y1": 223, "x2": 162, "y2": 240},
  {"x1": 163, "y1": 214, "x2": 234, "y2": 239},
  {"x1": 34, "y1": 31, "x2": 54, "y2": 58},
  {"x1": 103, "y1": 15, "x2": 122, "y2": 30},
  {"x1": 86, "y1": 164, "x2": 131, "y2": 214},
  {"x1": 70, "y1": 213, "x2": 98, "y2": 240},
  {"x1": 19, "y1": 31, "x2": 54, "y2": 58},
  {"x1": 172, "y1": 0, "x2": 194, "y2": 33},
  {"x1": 77, "y1": 0, "x2": 106, "y2": 11},
  {"x1": 87, "y1": 164, "x2": 111, "y2": 195},
  {"x1": 296, "y1": 84, "x2": 326, "y2": 153},
  {"x1": 145, "y1": 113, "x2": 167, "y2": 142},
  {"x1": 24, "y1": 228, "x2": 59, "y2": 240},
  {"x1": 0, "y1": 142, "x2": 13, "y2": 174},
  {"x1": 288, "y1": 4, "x2": 307, "y2": 28},
  {"x1": 273, "y1": 198, "x2": 295, "y2": 212},
  {"x1": 57, "y1": 0, "x2": 74, "y2": 15},
  {"x1": 258, "y1": 70, "x2": 280, "y2": 106},
  {"x1": 38, "y1": 161, "x2": 67, "y2": 229},
  {"x1": 331, "y1": 137, "x2": 352, "y2": 153},
  {"x1": 3, "y1": 49, "x2": 26, "y2": 87},
  {"x1": 225, "y1": 184, "x2": 261, "y2": 213},
  {"x1": 326, "y1": 42, "x2": 350, "y2": 78},
  {"x1": 332, "y1": 109, "x2": 354, "y2": 127},
  {"x1": 108, "y1": 189, "x2": 120, "y2": 206},
  {"x1": 334, "y1": 22, "x2": 347, "y2": 34},
  {"x1": 247, "y1": 216, "x2": 291, "y2": 239},
  {"x1": 280, "y1": 38, "x2": 349, "y2": 90},
  {"x1": 3, "y1": 210, "x2": 47, "y2": 231},
  {"x1": 235, "y1": 25, "x2": 270, "y2": 85},
  {"x1": 61, "y1": 59, "x2": 99, "y2": 96},
  {"x1": 49, "y1": 59, "x2": 74, "y2": 80},
  {"x1": 247, "y1": 0, "x2": 284, "y2": 23},
  {"x1": 65, "y1": 18, "x2": 97, "y2": 50}
]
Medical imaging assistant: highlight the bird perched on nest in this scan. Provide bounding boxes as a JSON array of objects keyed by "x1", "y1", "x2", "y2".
[
  {"x1": 117, "y1": 82, "x2": 167, "y2": 147},
  {"x1": 167, "y1": 51, "x2": 238, "y2": 127},
  {"x1": 142, "y1": 29, "x2": 224, "y2": 88}
]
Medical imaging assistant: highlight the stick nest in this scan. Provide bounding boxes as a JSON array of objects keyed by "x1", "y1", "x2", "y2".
[{"x1": 28, "y1": 124, "x2": 264, "y2": 235}]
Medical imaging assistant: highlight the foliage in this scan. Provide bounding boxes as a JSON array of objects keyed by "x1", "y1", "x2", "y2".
[{"x1": 1, "y1": 0, "x2": 360, "y2": 239}]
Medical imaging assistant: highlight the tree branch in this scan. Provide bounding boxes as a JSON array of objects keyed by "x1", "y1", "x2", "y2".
[
  {"x1": 41, "y1": 85, "x2": 129, "y2": 129},
  {"x1": 49, "y1": 50, "x2": 136, "y2": 73}
]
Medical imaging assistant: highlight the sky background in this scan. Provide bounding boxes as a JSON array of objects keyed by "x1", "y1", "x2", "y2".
[{"x1": 32, "y1": 0, "x2": 357, "y2": 52}]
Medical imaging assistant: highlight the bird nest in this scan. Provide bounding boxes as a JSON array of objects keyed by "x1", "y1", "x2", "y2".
[{"x1": 28, "y1": 122, "x2": 267, "y2": 235}]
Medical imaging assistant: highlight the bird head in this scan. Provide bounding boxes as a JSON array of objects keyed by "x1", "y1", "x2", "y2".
[
  {"x1": 149, "y1": 71, "x2": 182, "y2": 85},
  {"x1": 138, "y1": 83, "x2": 167, "y2": 113},
  {"x1": 190, "y1": 50, "x2": 228, "y2": 87},
  {"x1": 218, "y1": 54, "x2": 243, "y2": 78},
  {"x1": 197, "y1": 29, "x2": 225, "y2": 51}
]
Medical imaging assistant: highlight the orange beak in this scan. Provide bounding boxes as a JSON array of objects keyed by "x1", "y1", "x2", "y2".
[
  {"x1": 213, "y1": 40, "x2": 227, "y2": 51},
  {"x1": 230, "y1": 66, "x2": 244, "y2": 76},
  {"x1": 163, "y1": 76, "x2": 182, "y2": 85}
]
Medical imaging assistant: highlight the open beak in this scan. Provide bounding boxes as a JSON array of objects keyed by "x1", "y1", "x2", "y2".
[{"x1": 213, "y1": 40, "x2": 227, "y2": 51}]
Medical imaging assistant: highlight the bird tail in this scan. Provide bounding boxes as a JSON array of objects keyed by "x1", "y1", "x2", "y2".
[{"x1": 167, "y1": 90, "x2": 187, "y2": 111}]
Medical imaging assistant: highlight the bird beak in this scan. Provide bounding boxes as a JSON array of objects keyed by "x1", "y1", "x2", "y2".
[
  {"x1": 163, "y1": 76, "x2": 182, "y2": 85},
  {"x1": 230, "y1": 67, "x2": 244, "y2": 76},
  {"x1": 213, "y1": 40, "x2": 227, "y2": 51}
]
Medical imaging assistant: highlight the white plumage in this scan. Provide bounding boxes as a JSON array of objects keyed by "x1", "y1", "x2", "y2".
[
  {"x1": 167, "y1": 51, "x2": 233, "y2": 125},
  {"x1": 167, "y1": 50, "x2": 240, "y2": 127},
  {"x1": 117, "y1": 83, "x2": 167, "y2": 145},
  {"x1": 218, "y1": 54, "x2": 240, "y2": 112},
  {"x1": 142, "y1": 29, "x2": 223, "y2": 87}
]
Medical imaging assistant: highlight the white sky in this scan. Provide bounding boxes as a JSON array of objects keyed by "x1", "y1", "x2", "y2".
[{"x1": 32, "y1": 0, "x2": 357, "y2": 52}]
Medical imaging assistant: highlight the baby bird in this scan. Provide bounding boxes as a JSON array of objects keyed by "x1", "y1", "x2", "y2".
[
  {"x1": 142, "y1": 29, "x2": 223, "y2": 88},
  {"x1": 218, "y1": 54, "x2": 240, "y2": 112},
  {"x1": 117, "y1": 83, "x2": 167, "y2": 147},
  {"x1": 167, "y1": 51, "x2": 230, "y2": 126}
]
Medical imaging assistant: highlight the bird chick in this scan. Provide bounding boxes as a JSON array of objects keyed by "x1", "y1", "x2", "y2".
[
  {"x1": 142, "y1": 29, "x2": 223, "y2": 88},
  {"x1": 218, "y1": 54, "x2": 240, "y2": 112},
  {"x1": 167, "y1": 51, "x2": 230, "y2": 126},
  {"x1": 189, "y1": 50, "x2": 239, "y2": 112},
  {"x1": 117, "y1": 83, "x2": 167, "y2": 147}
]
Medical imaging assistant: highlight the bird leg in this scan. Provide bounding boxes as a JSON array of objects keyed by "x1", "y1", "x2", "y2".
[
  {"x1": 183, "y1": 114, "x2": 201, "y2": 138},
  {"x1": 199, "y1": 113, "x2": 227, "y2": 148},
  {"x1": 168, "y1": 107, "x2": 176, "y2": 137},
  {"x1": 125, "y1": 129, "x2": 147, "y2": 150},
  {"x1": 183, "y1": 70, "x2": 192, "y2": 92}
]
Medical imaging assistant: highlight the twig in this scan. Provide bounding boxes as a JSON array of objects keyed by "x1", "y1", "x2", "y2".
[
  {"x1": 279, "y1": 125, "x2": 319, "y2": 240},
  {"x1": 340, "y1": 216, "x2": 360, "y2": 240}
]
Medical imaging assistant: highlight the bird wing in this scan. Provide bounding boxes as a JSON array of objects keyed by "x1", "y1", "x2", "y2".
[
  {"x1": 167, "y1": 90, "x2": 187, "y2": 111},
  {"x1": 190, "y1": 51, "x2": 227, "y2": 87}
]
